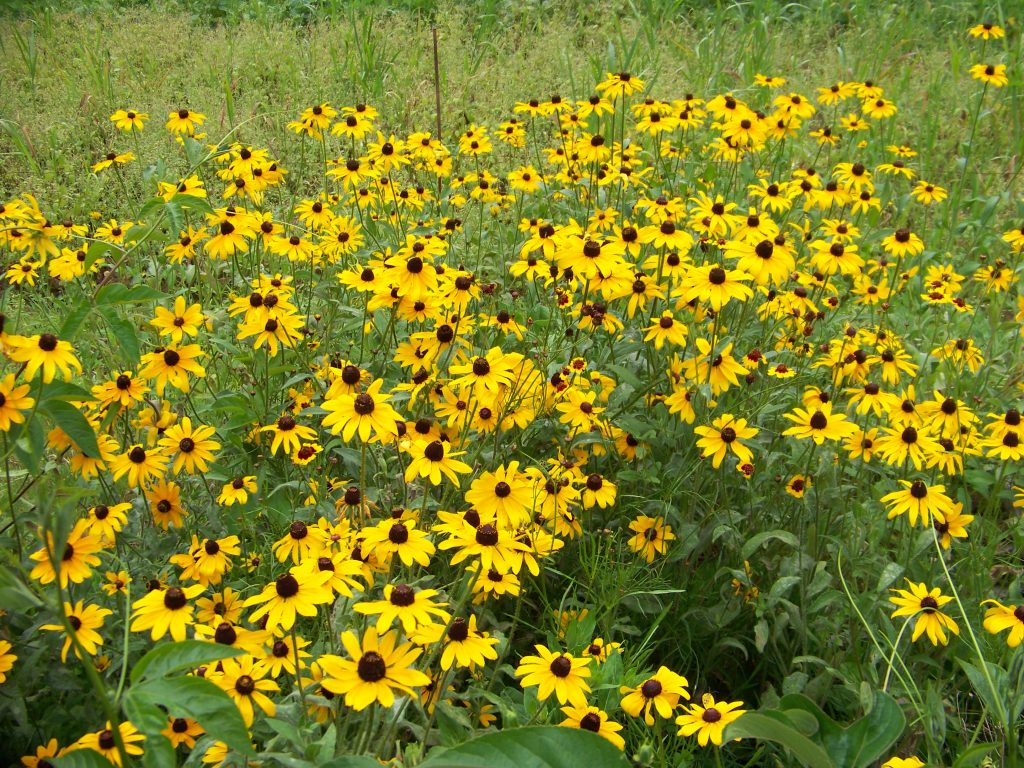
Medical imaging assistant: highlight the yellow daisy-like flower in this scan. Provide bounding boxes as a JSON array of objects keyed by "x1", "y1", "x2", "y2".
[
  {"x1": 319, "y1": 627, "x2": 431, "y2": 710},
  {"x1": 130, "y1": 583, "x2": 206, "y2": 641},
  {"x1": 675, "y1": 693, "x2": 746, "y2": 746},
  {"x1": 889, "y1": 579, "x2": 959, "y2": 646},
  {"x1": 515, "y1": 645, "x2": 591, "y2": 707}
]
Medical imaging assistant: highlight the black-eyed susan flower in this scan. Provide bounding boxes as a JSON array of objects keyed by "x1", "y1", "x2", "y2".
[
  {"x1": 110, "y1": 108, "x2": 148, "y2": 132},
  {"x1": 982, "y1": 599, "x2": 1024, "y2": 647},
  {"x1": 319, "y1": 627, "x2": 431, "y2": 710},
  {"x1": 138, "y1": 343, "x2": 206, "y2": 395},
  {"x1": 620, "y1": 666, "x2": 690, "y2": 725},
  {"x1": 0, "y1": 373, "x2": 35, "y2": 431},
  {"x1": 150, "y1": 297, "x2": 206, "y2": 344},
  {"x1": 7, "y1": 333, "x2": 82, "y2": 382},
  {"x1": 244, "y1": 568, "x2": 334, "y2": 632},
  {"x1": 410, "y1": 614, "x2": 499, "y2": 670},
  {"x1": 560, "y1": 706, "x2": 625, "y2": 749},
  {"x1": 209, "y1": 655, "x2": 279, "y2": 727},
  {"x1": 162, "y1": 717, "x2": 205, "y2": 750},
  {"x1": 695, "y1": 414, "x2": 759, "y2": 469},
  {"x1": 404, "y1": 439, "x2": 472, "y2": 486},
  {"x1": 29, "y1": 521, "x2": 104, "y2": 588},
  {"x1": 158, "y1": 417, "x2": 219, "y2": 475},
  {"x1": 146, "y1": 479, "x2": 187, "y2": 529},
  {"x1": 515, "y1": 645, "x2": 591, "y2": 707},
  {"x1": 627, "y1": 515, "x2": 676, "y2": 563},
  {"x1": 72, "y1": 722, "x2": 145, "y2": 766},
  {"x1": 782, "y1": 403, "x2": 856, "y2": 444},
  {"x1": 165, "y1": 107, "x2": 205, "y2": 134},
  {"x1": 675, "y1": 693, "x2": 746, "y2": 746},
  {"x1": 322, "y1": 379, "x2": 402, "y2": 444},
  {"x1": 970, "y1": 63, "x2": 1008, "y2": 87},
  {"x1": 218, "y1": 476, "x2": 257, "y2": 506},
  {"x1": 130, "y1": 583, "x2": 205, "y2": 641},
  {"x1": 260, "y1": 414, "x2": 317, "y2": 456},
  {"x1": 354, "y1": 583, "x2": 450, "y2": 633},
  {"x1": 41, "y1": 600, "x2": 111, "y2": 662},
  {"x1": 359, "y1": 518, "x2": 435, "y2": 567},
  {"x1": 464, "y1": 461, "x2": 533, "y2": 528},
  {"x1": 272, "y1": 520, "x2": 328, "y2": 564},
  {"x1": 109, "y1": 443, "x2": 167, "y2": 488},
  {"x1": 889, "y1": 580, "x2": 959, "y2": 646}
]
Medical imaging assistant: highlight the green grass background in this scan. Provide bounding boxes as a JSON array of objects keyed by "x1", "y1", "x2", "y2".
[{"x1": 1, "y1": 0, "x2": 1022, "y2": 216}]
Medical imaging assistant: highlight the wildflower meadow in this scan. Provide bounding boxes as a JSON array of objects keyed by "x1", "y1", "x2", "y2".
[{"x1": 0, "y1": 1, "x2": 1022, "y2": 766}]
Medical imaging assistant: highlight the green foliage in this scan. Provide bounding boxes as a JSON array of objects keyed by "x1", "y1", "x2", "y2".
[{"x1": 417, "y1": 726, "x2": 632, "y2": 768}]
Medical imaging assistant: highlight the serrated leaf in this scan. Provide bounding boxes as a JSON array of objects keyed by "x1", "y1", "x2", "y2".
[
  {"x1": 59, "y1": 303, "x2": 93, "y2": 340},
  {"x1": 95, "y1": 283, "x2": 168, "y2": 306},
  {"x1": 98, "y1": 306, "x2": 140, "y2": 362},
  {"x1": 130, "y1": 639, "x2": 244, "y2": 684},
  {"x1": 40, "y1": 400, "x2": 99, "y2": 457}
]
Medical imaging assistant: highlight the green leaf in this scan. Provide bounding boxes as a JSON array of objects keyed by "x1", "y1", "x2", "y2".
[
  {"x1": 130, "y1": 639, "x2": 244, "y2": 684},
  {"x1": 98, "y1": 306, "x2": 140, "y2": 362},
  {"x1": 95, "y1": 283, "x2": 168, "y2": 306},
  {"x1": 122, "y1": 688, "x2": 177, "y2": 768},
  {"x1": 59, "y1": 303, "x2": 93, "y2": 340},
  {"x1": 0, "y1": 564, "x2": 42, "y2": 610},
  {"x1": 777, "y1": 691, "x2": 905, "y2": 768},
  {"x1": 417, "y1": 726, "x2": 632, "y2": 768},
  {"x1": 957, "y1": 659, "x2": 1008, "y2": 726},
  {"x1": 131, "y1": 676, "x2": 253, "y2": 756},
  {"x1": 724, "y1": 712, "x2": 833, "y2": 768},
  {"x1": 952, "y1": 742, "x2": 1000, "y2": 767},
  {"x1": 84, "y1": 240, "x2": 119, "y2": 271},
  {"x1": 40, "y1": 381, "x2": 96, "y2": 402},
  {"x1": 40, "y1": 400, "x2": 99, "y2": 457},
  {"x1": 52, "y1": 750, "x2": 118, "y2": 768},
  {"x1": 13, "y1": 413, "x2": 45, "y2": 474},
  {"x1": 741, "y1": 529, "x2": 799, "y2": 559},
  {"x1": 319, "y1": 758, "x2": 384, "y2": 768}
]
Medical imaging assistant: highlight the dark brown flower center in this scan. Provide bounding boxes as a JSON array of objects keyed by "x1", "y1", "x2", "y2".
[
  {"x1": 357, "y1": 651, "x2": 387, "y2": 682},
  {"x1": 276, "y1": 574, "x2": 300, "y2": 597},
  {"x1": 549, "y1": 656, "x2": 572, "y2": 677},
  {"x1": 164, "y1": 587, "x2": 187, "y2": 610}
]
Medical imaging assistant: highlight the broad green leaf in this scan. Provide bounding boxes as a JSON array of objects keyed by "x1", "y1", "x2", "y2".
[
  {"x1": 95, "y1": 283, "x2": 168, "y2": 306},
  {"x1": 778, "y1": 691, "x2": 905, "y2": 768},
  {"x1": 53, "y1": 750, "x2": 118, "y2": 768},
  {"x1": 320, "y1": 758, "x2": 384, "y2": 768},
  {"x1": 957, "y1": 659, "x2": 1009, "y2": 726},
  {"x1": 952, "y1": 742, "x2": 1000, "y2": 767},
  {"x1": 59, "y1": 303, "x2": 93, "y2": 340},
  {"x1": 417, "y1": 726, "x2": 631, "y2": 768},
  {"x1": 724, "y1": 712, "x2": 833, "y2": 768},
  {"x1": 13, "y1": 413, "x2": 45, "y2": 474},
  {"x1": 98, "y1": 306, "x2": 140, "y2": 362},
  {"x1": 741, "y1": 529, "x2": 799, "y2": 559},
  {"x1": 0, "y1": 564, "x2": 42, "y2": 610},
  {"x1": 40, "y1": 381, "x2": 95, "y2": 402},
  {"x1": 84, "y1": 240, "x2": 119, "y2": 271},
  {"x1": 123, "y1": 687, "x2": 183, "y2": 768},
  {"x1": 131, "y1": 676, "x2": 253, "y2": 756},
  {"x1": 130, "y1": 639, "x2": 244, "y2": 683},
  {"x1": 40, "y1": 400, "x2": 99, "y2": 457}
]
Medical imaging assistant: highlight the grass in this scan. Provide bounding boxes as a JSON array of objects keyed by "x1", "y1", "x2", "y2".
[{"x1": 1, "y1": 0, "x2": 1021, "y2": 216}]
